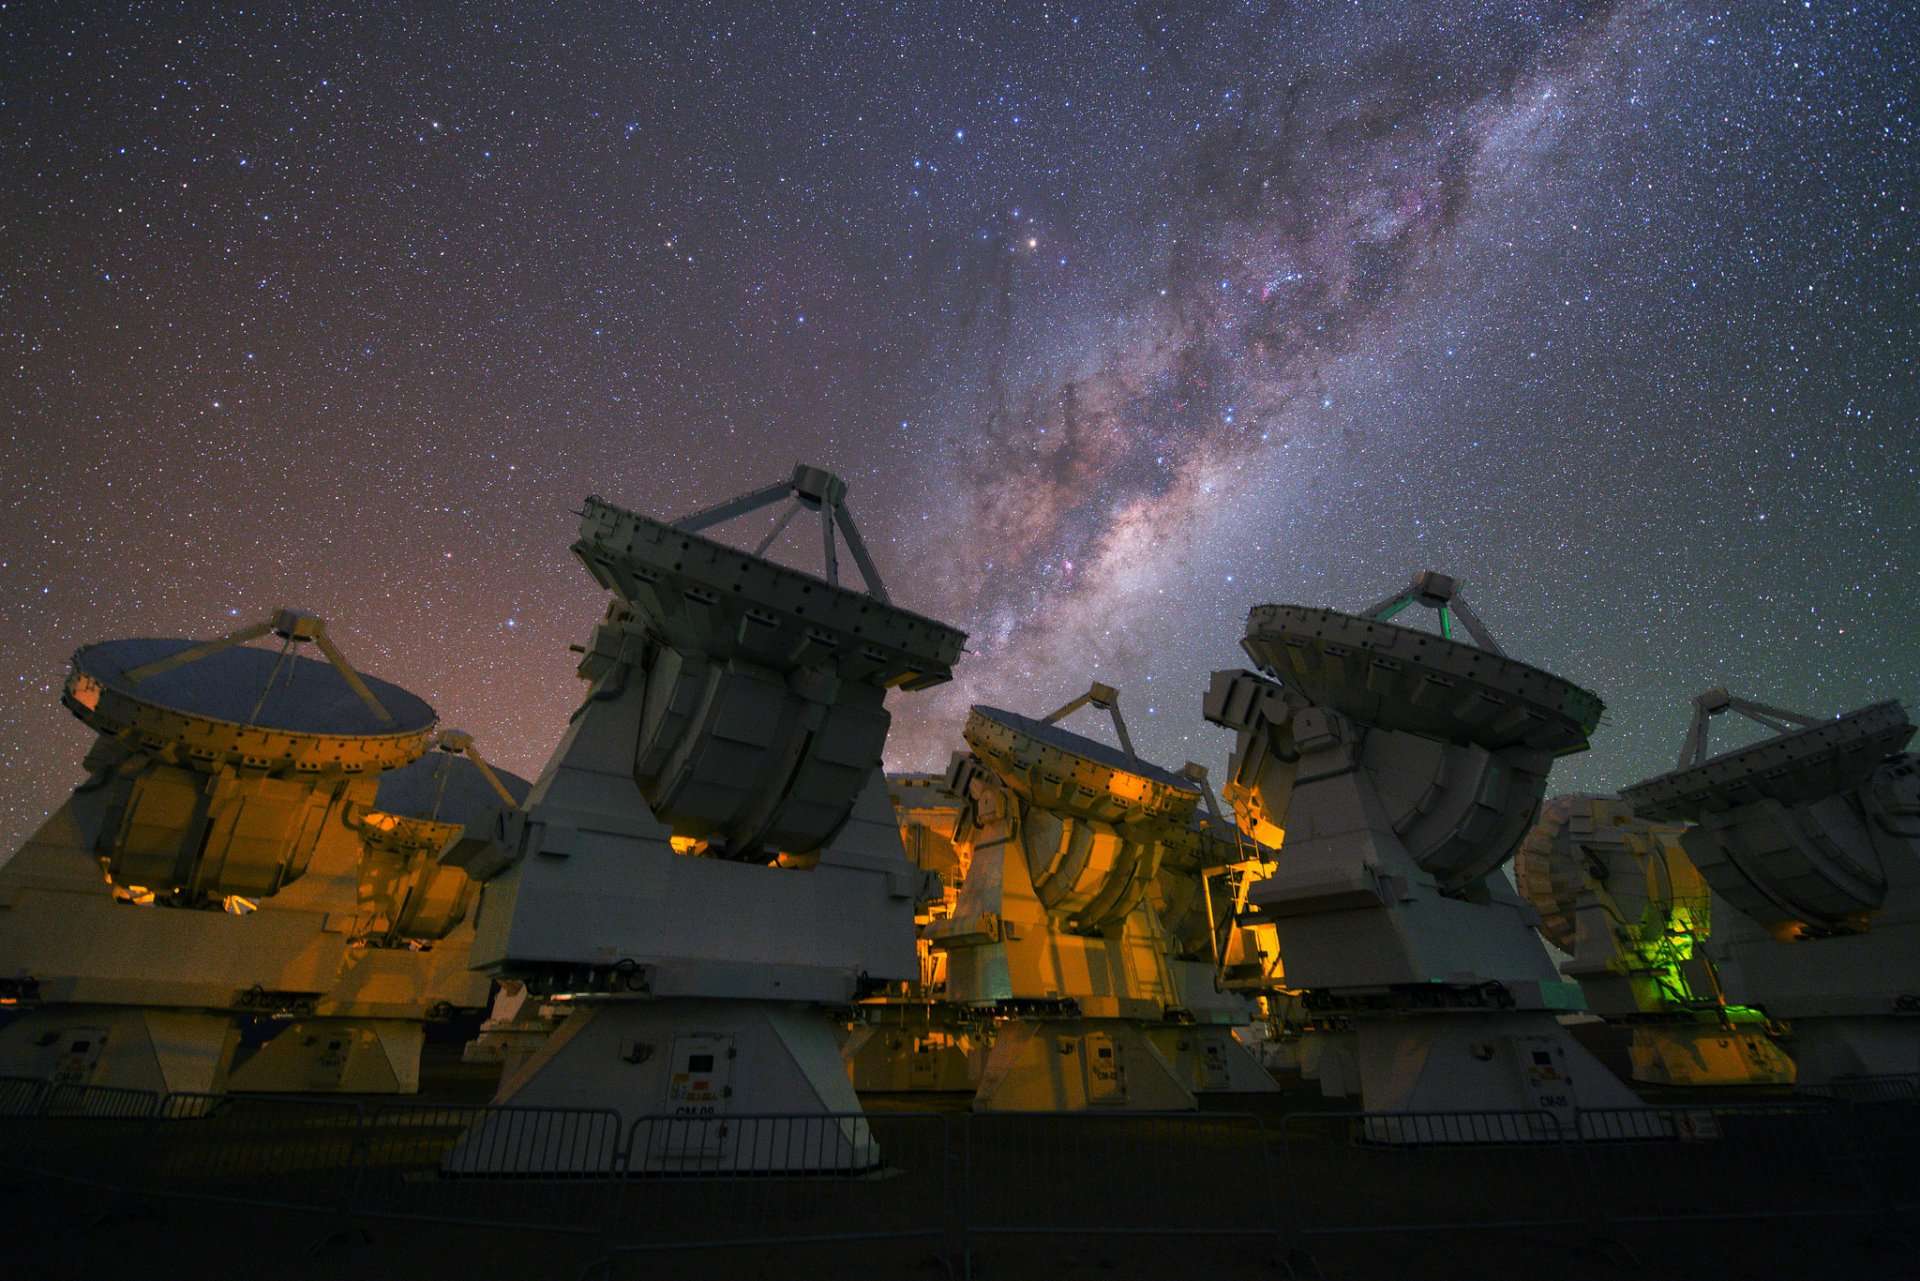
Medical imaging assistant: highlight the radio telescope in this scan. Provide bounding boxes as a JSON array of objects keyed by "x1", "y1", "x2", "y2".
[
  {"x1": 1622, "y1": 690, "x2": 1920, "y2": 1081},
  {"x1": 0, "y1": 609, "x2": 435, "y2": 1095},
  {"x1": 453, "y1": 465, "x2": 964, "y2": 1172},
  {"x1": 1205, "y1": 572, "x2": 1643, "y2": 1117},
  {"x1": 1514, "y1": 795, "x2": 1795, "y2": 1087},
  {"x1": 933, "y1": 684, "x2": 1272, "y2": 1110},
  {"x1": 228, "y1": 730, "x2": 529, "y2": 1093}
]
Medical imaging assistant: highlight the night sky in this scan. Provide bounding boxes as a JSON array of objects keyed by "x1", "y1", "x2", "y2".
[{"x1": 3, "y1": 2, "x2": 1915, "y2": 853}]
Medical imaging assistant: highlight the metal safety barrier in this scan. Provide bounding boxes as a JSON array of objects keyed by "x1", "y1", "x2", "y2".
[
  {"x1": 0, "y1": 1076, "x2": 43, "y2": 1187},
  {"x1": 1802, "y1": 1073, "x2": 1920, "y2": 1104},
  {"x1": 356, "y1": 1102, "x2": 623, "y2": 1234},
  {"x1": 577, "y1": 1111, "x2": 952, "y2": 1279},
  {"x1": 1278, "y1": 1108, "x2": 1602, "y2": 1266},
  {"x1": 0, "y1": 1074, "x2": 51, "y2": 1117},
  {"x1": 137, "y1": 1092, "x2": 368, "y2": 1218},
  {"x1": 0, "y1": 1077, "x2": 159, "y2": 1194},
  {"x1": 1808, "y1": 1092, "x2": 1920, "y2": 1216},
  {"x1": 963, "y1": 1110, "x2": 1282, "y2": 1276},
  {"x1": 3, "y1": 1087, "x2": 1917, "y2": 1270},
  {"x1": 1789, "y1": 1071, "x2": 1920, "y2": 1212}
]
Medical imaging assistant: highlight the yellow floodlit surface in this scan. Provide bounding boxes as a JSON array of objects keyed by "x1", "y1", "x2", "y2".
[
  {"x1": 68, "y1": 670, "x2": 102, "y2": 711},
  {"x1": 1220, "y1": 780, "x2": 1284, "y2": 851}
]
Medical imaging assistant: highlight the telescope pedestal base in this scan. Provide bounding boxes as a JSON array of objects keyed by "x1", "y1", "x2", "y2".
[
  {"x1": 1351, "y1": 1012, "x2": 1642, "y2": 1119},
  {"x1": 1296, "y1": 1029, "x2": 1362, "y2": 1097},
  {"x1": 452, "y1": 997, "x2": 874, "y2": 1174},
  {"x1": 0, "y1": 1006, "x2": 237, "y2": 1098},
  {"x1": 973, "y1": 1017, "x2": 1196, "y2": 1111},
  {"x1": 844, "y1": 1012, "x2": 978, "y2": 1092},
  {"x1": 228, "y1": 1018, "x2": 424, "y2": 1094},
  {"x1": 1146, "y1": 1023, "x2": 1283, "y2": 1094},
  {"x1": 1627, "y1": 1023, "x2": 1796, "y2": 1088}
]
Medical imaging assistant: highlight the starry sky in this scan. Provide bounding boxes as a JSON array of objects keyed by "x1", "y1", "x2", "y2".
[{"x1": 2, "y1": 1, "x2": 1915, "y2": 853}]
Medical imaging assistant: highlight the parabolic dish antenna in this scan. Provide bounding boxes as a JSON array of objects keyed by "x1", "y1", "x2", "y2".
[
  {"x1": 964, "y1": 704, "x2": 1199, "y2": 824},
  {"x1": 1622, "y1": 695, "x2": 1913, "y2": 821},
  {"x1": 369, "y1": 730, "x2": 530, "y2": 827},
  {"x1": 1512, "y1": 795, "x2": 1597, "y2": 954},
  {"x1": 574, "y1": 463, "x2": 965, "y2": 692},
  {"x1": 569, "y1": 464, "x2": 967, "y2": 861},
  {"x1": 1622, "y1": 690, "x2": 1916, "y2": 931},
  {"x1": 960, "y1": 684, "x2": 1200, "y2": 933},
  {"x1": 359, "y1": 732, "x2": 531, "y2": 943},
  {"x1": 62, "y1": 608, "x2": 436, "y2": 773},
  {"x1": 1241, "y1": 572, "x2": 1600, "y2": 756}
]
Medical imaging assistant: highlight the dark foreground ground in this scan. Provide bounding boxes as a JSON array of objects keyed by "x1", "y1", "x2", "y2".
[
  {"x1": 4, "y1": 1030, "x2": 1915, "y2": 1281},
  {"x1": 3, "y1": 1201, "x2": 1912, "y2": 1281}
]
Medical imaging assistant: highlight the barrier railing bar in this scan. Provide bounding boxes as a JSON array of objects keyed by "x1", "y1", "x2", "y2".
[{"x1": 581, "y1": 1110, "x2": 955, "y2": 1281}]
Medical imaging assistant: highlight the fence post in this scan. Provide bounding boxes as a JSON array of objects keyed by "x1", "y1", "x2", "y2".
[
  {"x1": 1561, "y1": 1106, "x2": 1638, "y2": 1269},
  {"x1": 1248, "y1": 1113, "x2": 1292, "y2": 1277},
  {"x1": 1274, "y1": 1112, "x2": 1319, "y2": 1278},
  {"x1": 313, "y1": 1100, "x2": 374, "y2": 1255},
  {"x1": 960, "y1": 1112, "x2": 976, "y2": 1281},
  {"x1": 933, "y1": 1110, "x2": 955, "y2": 1277},
  {"x1": 89, "y1": 1086, "x2": 162, "y2": 1228}
]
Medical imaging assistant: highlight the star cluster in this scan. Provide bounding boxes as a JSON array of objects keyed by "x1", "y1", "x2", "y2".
[{"x1": 1, "y1": 2, "x2": 1915, "y2": 849}]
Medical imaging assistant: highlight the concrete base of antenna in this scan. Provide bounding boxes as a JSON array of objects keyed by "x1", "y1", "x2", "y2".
[
  {"x1": 0, "y1": 1006, "x2": 239, "y2": 1098},
  {"x1": 1352, "y1": 1013, "x2": 1644, "y2": 1121},
  {"x1": 234, "y1": 941, "x2": 491, "y2": 1094},
  {"x1": 1146, "y1": 1021, "x2": 1281, "y2": 1094},
  {"x1": 451, "y1": 999, "x2": 876, "y2": 1175},
  {"x1": 843, "y1": 1005, "x2": 982, "y2": 1092},
  {"x1": 228, "y1": 1018, "x2": 426, "y2": 1093},
  {"x1": 972, "y1": 1017, "x2": 1196, "y2": 1112}
]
